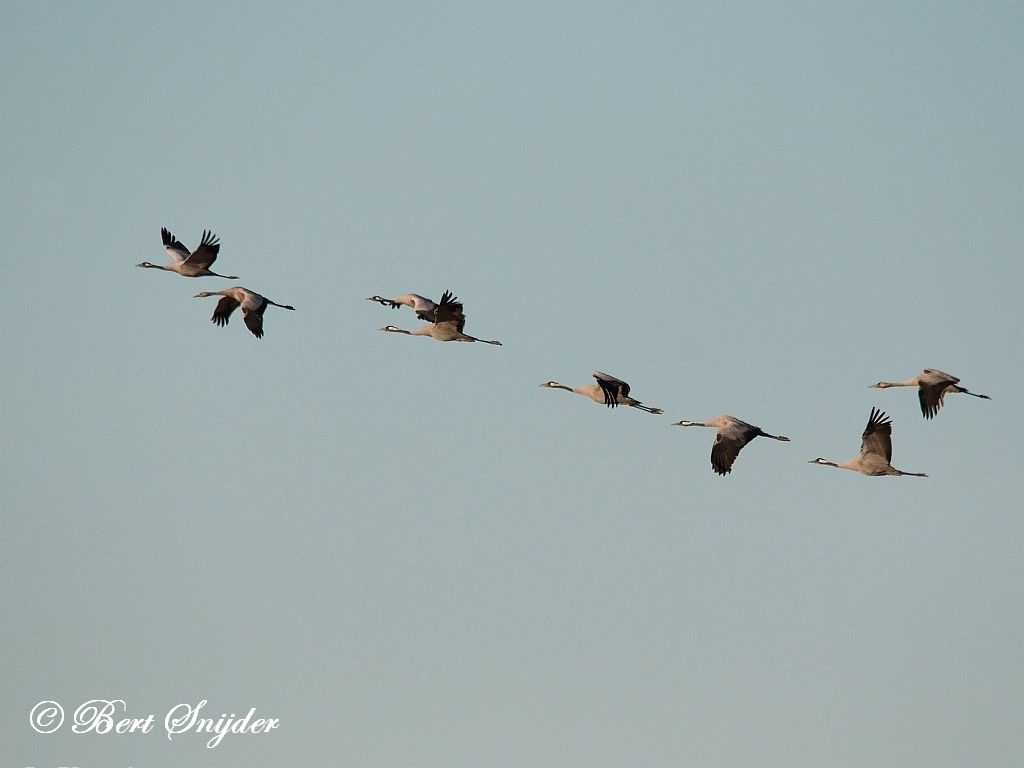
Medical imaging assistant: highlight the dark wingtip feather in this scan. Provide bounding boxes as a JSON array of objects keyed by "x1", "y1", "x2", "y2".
[{"x1": 869, "y1": 407, "x2": 891, "y2": 426}]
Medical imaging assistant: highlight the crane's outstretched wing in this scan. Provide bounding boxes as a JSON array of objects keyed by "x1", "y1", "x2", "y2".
[
  {"x1": 211, "y1": 295, "x2": 240, "y2": 328},
  {"x1": 593, "y1": 372, "x2": 630, "y2": 408},
  {"x1": 860, "y1": 408, "x2": 893, "y2": 462},
  {"x1": 918, "y1": 369, "x2": 958, "y2": 419},
  {"x1": 161, "y1": 227, "x2": 190, "y2": 262},
  {"x1": 183, "y1": 230, "x2": 221, "y2": 269},
  {"x1": 715, "y1": 422, "x2": 761, "y2": 475},
  {"x1": 432, "y1": 291, "x2": 466, "y2": 332},
  {"x1": 242, "y1": 302, "x2": 266, "y2": 339},
  {"x1": 918, "y1": 383, "x2": 949, "y2": 419}
]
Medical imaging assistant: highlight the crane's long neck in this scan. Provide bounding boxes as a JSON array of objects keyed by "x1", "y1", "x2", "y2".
[
  {"x1": 208, "y1": 271, "x2": 240, "y2": 280},
  {"x1": 266, "y1": 300, "x2": 295, "y2": 310},
  {"x1": 877, "y1": 379, "x2": 917, "y2": 388},
  {"x1": 758, "y1": 430, "x2": 789, "y2": 441},
  {"x1": 895, "y1": 469, "x2": 929, "y2": 477},
  {"x1": 811, "y1": 458, "x2": 843, "y2": 469}
]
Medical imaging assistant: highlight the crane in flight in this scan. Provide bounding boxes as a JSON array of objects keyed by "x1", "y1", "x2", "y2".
[
  {"x1": 194, "y1": 287, "x2": 294, "y2": 339},
  {"x1": 673, "y1": 415, "x2": 789, "y2": 475},
  {"x1": 870, "y1": 369, "x2": 990, "y2": 419},
  {"x1": 809, "y1": 408, "x2": 927, "y2": 477},
  {"x1": 137, "y1": 228, "x2": 239, "y2": 279},
  {"x1": 540, "y1": 372, "x2": 662, "y2": 414},
  {"x1": 379, "y1": 291, "x2": 501, "y2": 344},
  {"x1": 367, "y1": 293, "x2": 438, "y2": 321}
]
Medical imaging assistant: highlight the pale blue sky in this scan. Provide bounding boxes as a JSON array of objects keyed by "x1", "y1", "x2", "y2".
[{"x1": 2, "y1": 3, "x2": 1021, "y2": 766}]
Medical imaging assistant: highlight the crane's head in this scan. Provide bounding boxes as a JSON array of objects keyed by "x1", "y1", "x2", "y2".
[
  {"x1": 672, "y1": 420, "x2": 703, "y2": 427},
  {"x1": 194, "y1": 291, "x2": 220, "y2": 299},
  {"x1": 540, "y1": 381, "x2": 569, "y2": 390},
  {"x1": 136, "y1": 261, "x2": 160, "y2": 269},
  {"x1": 808, "y1": 458, "x2": 837, "y2": 467}
]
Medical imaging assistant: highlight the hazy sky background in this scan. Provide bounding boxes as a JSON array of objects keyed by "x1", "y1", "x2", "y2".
[{"x1": 2, "y1": 3, "x2": 1021, "y2": 766}]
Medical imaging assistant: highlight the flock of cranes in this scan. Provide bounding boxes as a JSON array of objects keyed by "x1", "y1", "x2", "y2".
[
  {"x1": 137, "y1": 228, "x2": 294, "y2": 339},
  {"x1": 139, "y1": 228, "x2": 991, "y2": 476},
  {"x1": 371, "y1": 291, "x2": 502, "y2": 345}
]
